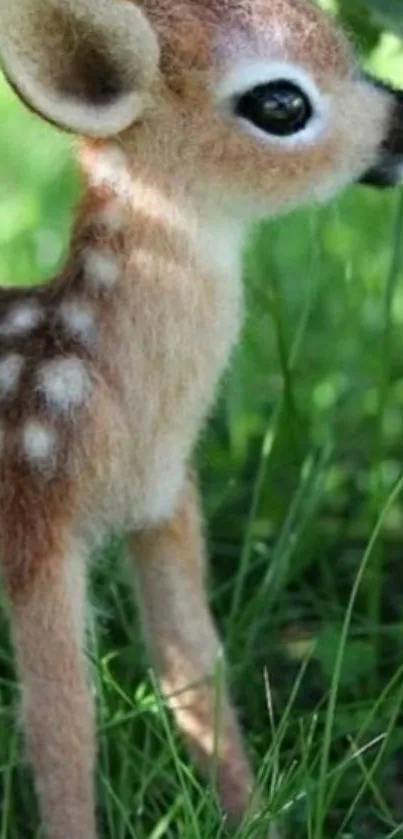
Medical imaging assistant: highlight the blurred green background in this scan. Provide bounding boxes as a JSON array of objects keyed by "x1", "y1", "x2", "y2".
[{"x1": 2, "y1": 2, "x2": 403, "y2": 838}]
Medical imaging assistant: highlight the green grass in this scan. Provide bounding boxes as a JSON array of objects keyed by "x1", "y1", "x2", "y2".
[{"x1": 2, "y1": 49, "x2": 403, "y2": 838}]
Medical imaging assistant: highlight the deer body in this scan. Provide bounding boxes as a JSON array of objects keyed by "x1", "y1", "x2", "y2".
[
  {"x1": 1, "y1": 146, "x2": 244, "y2": 548},
  {"x1": 75, "y1": 149, "x2": 245, "y2": 533},
  {"x1": 0, "y1": 1, "x2": 403, "y2": 837}
]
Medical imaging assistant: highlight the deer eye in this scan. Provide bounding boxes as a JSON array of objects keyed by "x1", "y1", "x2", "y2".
[{"x1": 234, "y1": 79, "x2": 313, "y2": 137}]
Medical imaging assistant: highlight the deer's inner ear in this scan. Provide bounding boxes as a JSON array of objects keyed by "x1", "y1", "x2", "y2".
[
  {"x1": 55, "y1": 19, "x2": 129, "y2": 106},
  {"x1": 0, "y1": 0, "x2": 160, "y2": 138}
]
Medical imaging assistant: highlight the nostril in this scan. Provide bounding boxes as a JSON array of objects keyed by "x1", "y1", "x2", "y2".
[
  {"x1": 359, "y1": 76, "x2": 403, "y2": 188},
  {"x1": 383, "y1": 92, "x2": 403, "y2": 157},
  {"x1": 359, "y1": 160, "x2": 402, "y2": 189},
  {"x1": 368, "y1": 75, "x2": 403, "y2": 156}
]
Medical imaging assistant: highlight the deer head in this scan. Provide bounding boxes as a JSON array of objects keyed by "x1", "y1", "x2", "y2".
[{"x1": 0, "y1": 0, "x2": 402, "y2": 220}]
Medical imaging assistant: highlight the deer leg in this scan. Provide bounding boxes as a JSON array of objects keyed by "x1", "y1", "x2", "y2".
[
  {"x1": 4, "y1": 545, "x2": 96, "y2": 839},
  {"x1": 129, "y1": 480, "x2": 260, "y2": 828}
]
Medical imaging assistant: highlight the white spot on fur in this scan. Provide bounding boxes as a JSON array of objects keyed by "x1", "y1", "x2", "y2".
[
  {"x1": 0, "y1": 302, "x2": 43, "y2": 337},
  {"x1": 84, "y1": 249, "x2": 120, "y2": 291},
  {"x1": 93, "y1": 201, "x2": 126, "y2": 233},
  {"x1": 0, "y1": 354, "x2": 24, "y2": 398},
  {"x1": 22, "y1": 421, "x2": 57, "y2": 469},
  {"x1": 59, "y1": 300, "x2": 96, "y2": 345},
  {"x1": 37, "y1": 357, "x2": 92, "y2": 413},
  {"x1": 87, "y1": 144, "x2": 132, "y2": 193}
]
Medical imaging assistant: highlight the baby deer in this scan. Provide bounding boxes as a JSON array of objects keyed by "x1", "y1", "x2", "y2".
[{"x1": 0, "y1": 0, "x2": 402, "y2": 836}]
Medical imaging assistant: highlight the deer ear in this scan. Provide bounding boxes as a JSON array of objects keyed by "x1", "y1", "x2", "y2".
[{"x1": 0, "y1": 0, "x2": 160, "y2": 137}]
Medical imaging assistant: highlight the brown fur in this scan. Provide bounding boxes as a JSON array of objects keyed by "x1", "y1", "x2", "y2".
[
  {"x1": 11, "y1": 545, "x2": 95, "y2": 839},
  {"x1": 131, "y1": 480, "x2": 257, "y2": 823},
  {"x1": 0, "y1": 0, "x2": 401, "y2": 837}
]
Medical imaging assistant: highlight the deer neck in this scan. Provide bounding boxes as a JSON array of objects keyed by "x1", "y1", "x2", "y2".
[
  {"x1": 68, "y1": 140, "x2": 246, "y2": 417},
  {"x1": 75, "y1": 140, "x2": 246, "y2": 300}
]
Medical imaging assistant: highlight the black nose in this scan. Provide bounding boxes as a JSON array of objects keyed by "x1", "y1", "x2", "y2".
[{"x1": 360, "y1": 79, "x2": 403, "y2": 188}]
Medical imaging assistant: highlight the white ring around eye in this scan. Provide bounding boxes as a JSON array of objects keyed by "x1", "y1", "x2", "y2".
[{"x1": 215, "y1": 60, "x2": 330, "y2": 147}]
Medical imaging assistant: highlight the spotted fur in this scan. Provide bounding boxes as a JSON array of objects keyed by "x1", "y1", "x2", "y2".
[{"x1": 0, "y1": 1, "x2": 402, "y2": 838}]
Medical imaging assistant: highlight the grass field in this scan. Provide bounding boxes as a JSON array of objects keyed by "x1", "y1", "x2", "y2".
[{"x1": 1, "y1": 29, "x2": 403, "y2": 839}]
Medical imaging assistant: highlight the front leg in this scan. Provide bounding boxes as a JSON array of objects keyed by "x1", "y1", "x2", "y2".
[
  {"x1": 4, "y1": 542, "x2": 96, "y2": 839},
  {"x1": 129, "y1": 480, "x2": 262, "y2": 829}
]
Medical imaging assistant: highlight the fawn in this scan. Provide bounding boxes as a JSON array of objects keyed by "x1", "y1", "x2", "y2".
[{"x1": 0, "y1": 0, "x2": 402, "y2": 836}]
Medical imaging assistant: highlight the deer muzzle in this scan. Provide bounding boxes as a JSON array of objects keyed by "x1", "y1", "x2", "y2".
[{"x1": 360, "y1": 81, "x2": 403, "y2": 188}]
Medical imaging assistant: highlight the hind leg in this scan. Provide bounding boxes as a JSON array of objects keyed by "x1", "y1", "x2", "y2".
[
  {"x1": 129, "y1": 480, "x2": 261, "y2": 828},
  {"x1": 3, "y1": 541, "x2": 96, "y2": 839}
]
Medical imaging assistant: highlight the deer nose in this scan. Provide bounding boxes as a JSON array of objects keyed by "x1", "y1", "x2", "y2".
[{"x1": 360, "y1": 82, "x2": 403, "y2": 188}]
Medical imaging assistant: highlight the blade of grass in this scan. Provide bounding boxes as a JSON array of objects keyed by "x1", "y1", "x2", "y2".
[
  {"x1": 313, "y1": 470, "x2": 403, "y2": 839},
  {"x1": 368, "y1": 191, "x2": 403, "y2": 690},
  {"x1": 148, "y1": 670, "x2": 203, "y2": 839},
  {"x1": 0, "y1": 726, "x2": 18, "y2": 839},
  {"x1": 228, "y1": 213, "x2": 324, "y2": 634}
]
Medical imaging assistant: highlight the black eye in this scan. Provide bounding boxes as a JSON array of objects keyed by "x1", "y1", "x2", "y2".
[{"x1": 234, "y1": 79, "x2": 313, "y2": 137}]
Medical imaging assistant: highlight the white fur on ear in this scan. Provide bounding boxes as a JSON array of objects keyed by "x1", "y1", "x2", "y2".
[{"x1": 0, "y1": 0, "x2": 160, "y2": 137}]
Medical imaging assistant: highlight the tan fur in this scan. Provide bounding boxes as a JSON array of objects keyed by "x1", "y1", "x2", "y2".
[
  {"x1": 0, "y1": 0, "x2": 159, "y2": 136},
  {"x1": 0, "y1": 0, "x2": 401, "y2": 836},
  {"x1": 10, "y1": 543, "x2": 95, "y2": 838},
  {"x1": 131, "y1": 480, "x2": 257, "y2": 825}
]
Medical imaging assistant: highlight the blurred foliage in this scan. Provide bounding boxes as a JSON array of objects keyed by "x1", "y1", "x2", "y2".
[
  {"x1": 319, "y1": 0, "x2": 403, "y2": 53},
  {"x1": 349, "y1": 0, "x2": 403, "y2": 37}
]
